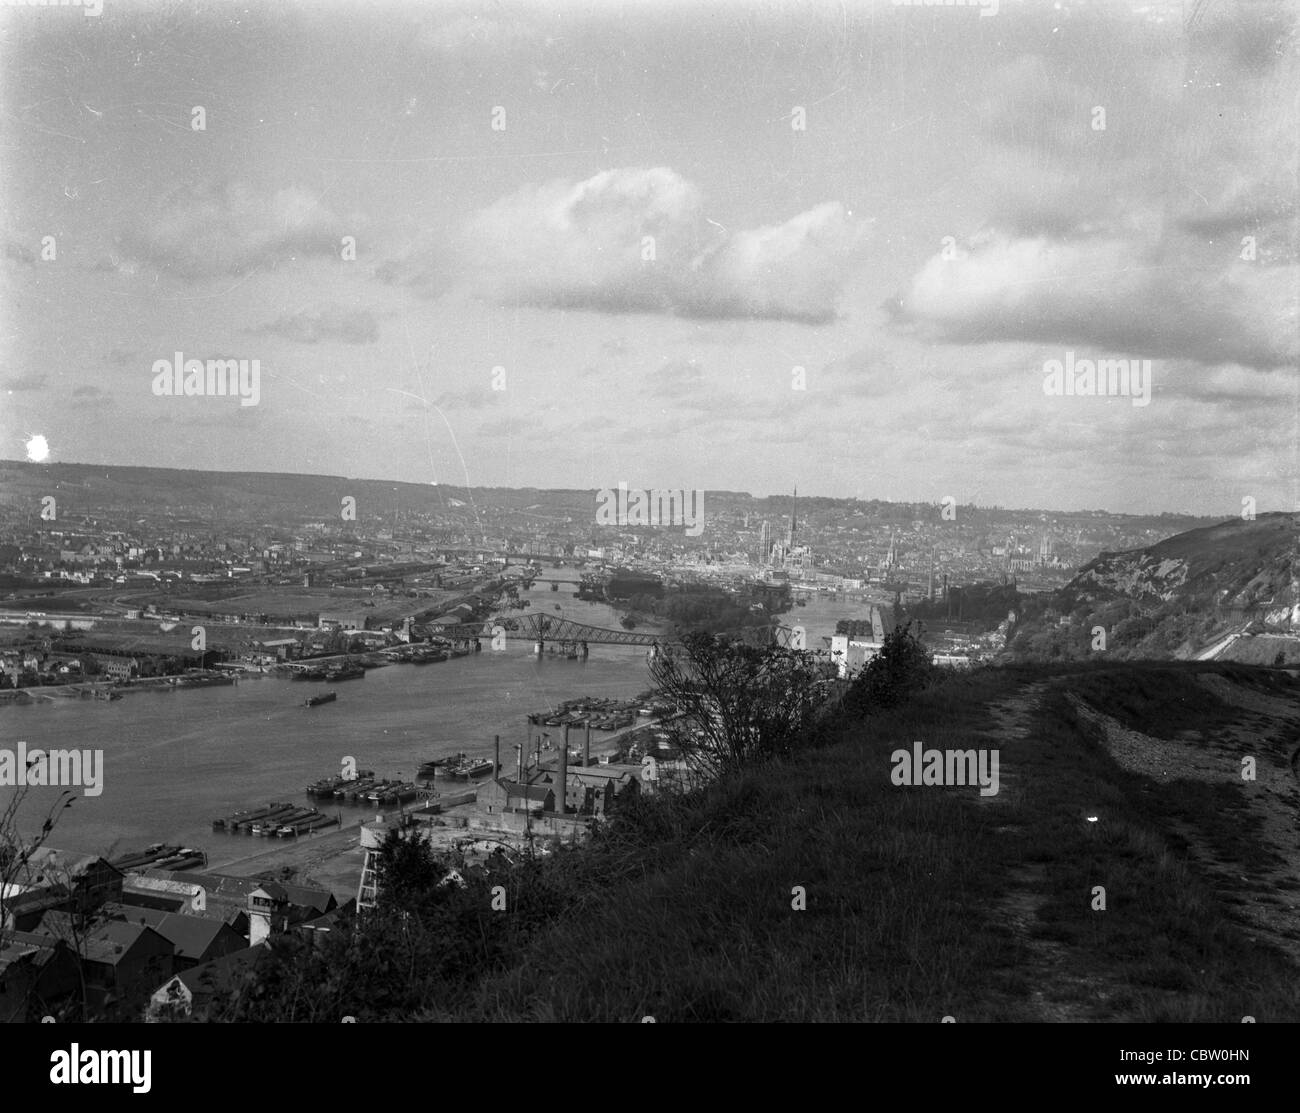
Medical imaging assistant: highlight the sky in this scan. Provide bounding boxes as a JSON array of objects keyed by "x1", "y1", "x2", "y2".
[{"x1": 1, "y1": 0, "x2": 1296, "y2": 515}]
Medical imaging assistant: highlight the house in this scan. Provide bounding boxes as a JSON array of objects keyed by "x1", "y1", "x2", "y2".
[
  {"x1": 317, "y1": 610, "x2": 367, "y2": 631},
  {"x1": 1, "y1": 851, "x2": 123, "y2": 931},
  {"x1": 119, "y1": 876, "x2": 249, "y2": 938},
  {"x1": 34, "y1": 917, "x2": 173, "y2": 1014},
  {"x1": 97, "y1": 903, "x2": 246, "y2": 970},
  {"x1": 145, "y1": 945, "x2": 265, "y2": 1022},
  {"x1": 94, "y1": 656, "x2": 139, "y2": 680},
  {"x1": 126, "y1": 870, "x2": 337, "y2": 944},
  {"x1": 476, "y1": 779, "x2": 555, "y2": 815},
  {"x1": 0, "y1": 931, "x2": 79, "y2": 1022}
]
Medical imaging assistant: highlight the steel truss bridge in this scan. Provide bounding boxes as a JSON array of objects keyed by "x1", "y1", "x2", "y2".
[{"x1": 430, "y1": 611, "x2": 803, "y2": 649}]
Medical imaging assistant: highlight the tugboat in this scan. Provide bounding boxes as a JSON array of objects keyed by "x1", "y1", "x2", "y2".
[{"x1": 304, "y1": 691, "x2": 337, "y2": 707}]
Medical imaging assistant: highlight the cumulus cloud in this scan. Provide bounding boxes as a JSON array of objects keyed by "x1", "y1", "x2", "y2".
[
  {"x1": 892, "y1": 20, "x2": 1299, "y2": 372},
  {"x1": 462, "y1": 167, "x2": 865, "y2": 323},
  {"x1": 888, "y1": 233, "x2": 1296, "y2": 370},
  {"x1": 254, "y1": 306, "x2": 379, "y2": 345},
  {"x1": 116, "y1": 183, "x2": 345, "y2": 279}
]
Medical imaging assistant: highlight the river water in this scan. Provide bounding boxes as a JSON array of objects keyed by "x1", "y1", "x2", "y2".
[{"x1": 0, "y1": 572, "x2": 873, "y2": 859}]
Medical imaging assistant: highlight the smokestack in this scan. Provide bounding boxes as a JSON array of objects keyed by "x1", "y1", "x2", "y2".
[
  {"x1": 514, "y1": 744, "x2": 523, "y2": 782},
  {"x1": 494, "y1": 735, "x2": 500, "y2": 780},
  {"x1": 584, "y1": 722, "x2": 591, "y2": 767},
  {"x1": 557, "y1": 744, "x2": 567, "y2": 815},
  {"x1": 563, "y1": 721, "x2": 571, "y2": 757}
]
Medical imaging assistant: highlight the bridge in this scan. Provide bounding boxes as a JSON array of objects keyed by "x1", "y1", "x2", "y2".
[{"x1": 428, "y1": 611, "x2": 803, "y2": 650}]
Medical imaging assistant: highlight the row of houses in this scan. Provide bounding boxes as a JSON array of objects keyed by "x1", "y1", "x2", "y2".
[{"x1": 0, "y1": 848, "x2": 343, "y2": 1022}]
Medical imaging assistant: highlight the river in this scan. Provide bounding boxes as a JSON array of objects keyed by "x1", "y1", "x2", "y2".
[{"x1": 0, "y1": 571, "x2": 875, "y2": 859}]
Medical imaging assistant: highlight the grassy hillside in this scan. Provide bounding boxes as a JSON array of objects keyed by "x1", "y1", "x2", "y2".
[
  {"x1": 222, "y1": 660, "x2": 1300, "y2": 1023},
  {"x1": 1008, "y1": 512, "x2": 1298, "y2": 661}
]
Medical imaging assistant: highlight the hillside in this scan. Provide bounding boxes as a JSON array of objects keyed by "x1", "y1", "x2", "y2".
[
  {"x1": 1007, "y1": 513, "x2": 1299, "y2": 662},
  {"x1": 210, "y1": 660, "x2": 1300, "y2": 1023}
]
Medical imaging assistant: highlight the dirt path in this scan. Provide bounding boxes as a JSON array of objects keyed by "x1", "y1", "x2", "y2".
[{"x1": 981, "y1": 681, "x2": 1134, "y2": 1021}]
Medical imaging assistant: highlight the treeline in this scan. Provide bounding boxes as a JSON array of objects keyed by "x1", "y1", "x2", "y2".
[
  {"x1": 903, "y1": 581, "x2": 1021, "y2": 627},
  {"x1": 620, "y1": 582, "x2": 791, "y2": 635}
]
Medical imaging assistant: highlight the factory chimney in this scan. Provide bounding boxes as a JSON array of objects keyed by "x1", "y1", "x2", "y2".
[
  {"x1": 556, "y1": 745, "x2": 567, "y2": 815},
  {"x1": 514, "y1": 743, "x2": 523, "y2": 782},
  {"x1": 494, "y1": 735, "x2": 500, "y2": 780}
]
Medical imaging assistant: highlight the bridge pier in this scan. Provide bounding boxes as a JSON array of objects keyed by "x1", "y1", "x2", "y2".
[{"x1": 534, "y1": 638, "x2": 544, "y2": 656}]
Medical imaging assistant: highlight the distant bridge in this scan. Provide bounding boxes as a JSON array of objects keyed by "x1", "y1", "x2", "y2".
[{"x1": 429, "y1": 611, "x2": 803, "y2": 649}]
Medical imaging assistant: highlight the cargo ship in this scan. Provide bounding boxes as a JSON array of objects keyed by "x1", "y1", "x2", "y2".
[
  {"x1": 307, "y1": 770, "x2": 374, "y2": 797},
  {"x1": 109, "y1": 843, "x2": 207, "y2": 871},
  {"x1": 304, "y1": 691, "x2": 337, "y2": 707},
  {"x1": 325, "y1": 663, "x2": 365, "y2": 682},
  {"x1": 365, "y1": 782, "x2": 418, "y2": 806},
  {"x1": 440, "y1": 753, "x2": 497, "y2": 780},
  {"x1": 335, "y1": 777, "x2": 377, "y2": 801},
  {"x1": 276, "y1": 812, "x2": 338, "y2": 838},
  {"x1": 212, "y1": 802, "x2": 294, "y2": 832},
  {"x1": 410, "y1": 646, "x2": 447, "y2": 664},
  {"x1": 253, "y1": 807, "x2": 315, "y2": 836}
]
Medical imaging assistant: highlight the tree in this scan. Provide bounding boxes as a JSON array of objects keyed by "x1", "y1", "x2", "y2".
[
  {"x1": 648, "y1": 632, "x2": 831, "y2": 776},
  {"x1": 844, "y1": 622, "x2": 934, "y2": 715},
  {"x1": 0, "y1": 783, "x2": 79, "y2": 1019},
  {"x1": 373, "y1": 826, "x2": 443, "y2": 912}
]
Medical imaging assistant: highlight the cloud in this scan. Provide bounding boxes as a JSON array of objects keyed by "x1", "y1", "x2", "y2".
[
  {"x1": 3, "y1": 373, "x2": 46, "y2": 391},
  {"x1": 463, "y1": 167, "x2": 865, "y2": 323},
  {"x1": 116, "y1": 183, "x2": 345, "y2": 279},
  {"x1": 254, "y1": 307, "x2": 380, "y2": 345},
  {"x1": 71, "y1": 385, "x2": 113, "y2": 408},
  {"x1": 430, "y1": 389, "x2": 496, "y2": 410},
  {"x1": 3, "y1": 240, "x2": 36, "y2": 266},
  {"x1": 649, "y1": 358, "x2": 705, "y2": 396},
  {"x1": 919, "y1": 13, "x2": 1300, "y2": 373},
  {"x1": 888, "y1": 233, "x2": 1297, "y2": 370}
]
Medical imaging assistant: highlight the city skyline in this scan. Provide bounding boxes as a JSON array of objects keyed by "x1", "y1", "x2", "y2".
[{"x1": 2, "y1": 0, "x2": 1295, "y2": 516}]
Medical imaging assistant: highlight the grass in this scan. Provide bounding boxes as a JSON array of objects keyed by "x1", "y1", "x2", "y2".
[{"x1": 233, "y1": 661, "x2": 1300, "y2": 1022}]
